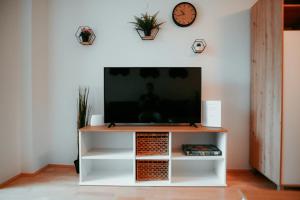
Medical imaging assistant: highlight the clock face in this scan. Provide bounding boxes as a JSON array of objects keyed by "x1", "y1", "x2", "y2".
[{"x1": 172, "y1": 2, "x2": 197, "y2": 27}]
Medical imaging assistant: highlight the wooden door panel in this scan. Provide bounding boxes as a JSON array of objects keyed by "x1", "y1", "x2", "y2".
[{"x1": 250, "y1": 0, "x2": 283, "y2": 185}]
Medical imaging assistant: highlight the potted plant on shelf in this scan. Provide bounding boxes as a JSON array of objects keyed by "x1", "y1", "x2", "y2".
[
  {"x1": 79, "y1": 27, "x2": 93, "y2": 43},
  {"x1": 74, "y1": 87, "x2": 91, "y2": 173},
  {"x1": 130, "y1": 12, "x2": 164, "y2": 40}
]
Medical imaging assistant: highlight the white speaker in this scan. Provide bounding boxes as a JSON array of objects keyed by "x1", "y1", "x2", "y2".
[
  {"x1": 90, "y1": 114, "x2": 104, "y2": 126},
  {"x1": 202, "y1": 100, "x2": 221, "y2": 127}
]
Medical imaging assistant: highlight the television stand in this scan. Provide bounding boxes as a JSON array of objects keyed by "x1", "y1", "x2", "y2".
[
  {"x1": 189, "y1": 123, "x2": 198, "y2": 128},
  {"x1": 107, "y1": 123, "x2": 116, "y2": 128},
  {"x1": 79, "y1": 125, "x2": 228, "y2": 186}
]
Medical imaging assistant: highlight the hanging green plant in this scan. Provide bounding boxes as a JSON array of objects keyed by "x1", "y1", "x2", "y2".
[{"x1": 130, "y1": 12, "x2": 164, "y2": 40}]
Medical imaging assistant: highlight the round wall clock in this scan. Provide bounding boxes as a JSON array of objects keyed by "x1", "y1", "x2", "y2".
[{"x1": 172, "y1": 2, "x2": 197, "y2": 27}]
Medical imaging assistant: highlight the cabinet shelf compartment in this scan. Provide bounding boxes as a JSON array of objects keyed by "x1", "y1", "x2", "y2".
[
  {"x1": 81, "y1": 132, "x2": 134, "y2": 160},
  {"x1": 285, "y1": 0, "x2": 300, "y2": 4},
  {"x1": 284, "y1": 0, "x2": 300, "y2": 30},
  {"x1": 284, "y1": 5, "x2": 300, "y2": 30},
  {"x1": 136, "y1": 132, "x2": 169, "y2": 156},
  {"x1": 172, "y1": 160, "x2": 225, "y2": 186},
  {"x1": 82, "y1": 148, "x2": 133, "y2": 160},
  {"x1": 136, "y1": 155, "x2": 169, "y2": 160},
  {"x1": 136, "y1": 160, "x2": 169, "y2": 181},
  {"x1": 80, "y1": 159, "x2": 134, "y2": 185},
  {"x1": 172, "y1": 150, "x2": 224, "y2": 161},
  {"x1": 172, "y1": 132, "x2": 226, "y2": 160}
]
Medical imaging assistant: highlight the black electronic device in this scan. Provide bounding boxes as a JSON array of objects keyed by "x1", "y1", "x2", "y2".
[{"x1": 104, "y1": 67, "x2": 201, "y2": 125}]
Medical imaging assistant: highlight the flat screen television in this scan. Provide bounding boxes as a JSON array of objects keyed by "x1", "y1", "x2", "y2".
[{"x1": 104, "y1": 67, "x2": 201, "y2": 125}]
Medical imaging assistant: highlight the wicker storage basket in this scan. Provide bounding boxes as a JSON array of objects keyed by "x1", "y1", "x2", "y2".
[
  {"x1": 136, "y1": 160, "x2": 169, "y2": 181},
  {"x1": 136, "y1": 133, "x2": 169, "y2": 156}
]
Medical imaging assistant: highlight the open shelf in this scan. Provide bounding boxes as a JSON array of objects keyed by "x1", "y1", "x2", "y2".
[
  {"x1": 172, "y1": 132, "x2": 226, "y2": 160},
  {"x1": 136, "y1": 155, "x2": 169, "y2": 160},
  {"x1": 285, "y1": 0, "x2": 300, "y2": 4},
  {"x1": 80, "y1": 132, "x2": 133, "y2": 159},
  {"x1": 284, "y1": 4, "x2": 300, "y2": 6},
  {"x1": 81, "y1": 170, "x2": 134, "y2": 186},
  {"x1": 80, "y1": 159, "x2": 134, "y2": 185},
  {"x1": 135, "y1": 180, "x2": 170, "y2": 186},
  {"x1": 172, "y1": 150, "x2": 224, "y2": 161},
  {"x1": 284, "y1": 3, "x2": 300, "y2": 30},
  {"x1": 171, "y1": 160, "x2": 225, "y2": 186},
  {"x1": 171, "y1": 173, "x2": 224, "y2": 186},
  {"x1": 82, "y1": 148, "x2": 133, "y2": 160}
]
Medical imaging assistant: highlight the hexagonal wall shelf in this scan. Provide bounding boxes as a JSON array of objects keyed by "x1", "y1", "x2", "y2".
[
  {"x1": 136, "y1": 28, "x2": 159, "y2": 40},
  {"x1": 191, "y1": 39, "x2": 207, "y2": 54},
  {"x1": 75, "y1": 26, "x2": 96, "y2": 45}
]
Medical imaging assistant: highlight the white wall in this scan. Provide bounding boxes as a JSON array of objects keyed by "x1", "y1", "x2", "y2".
[
  {"x1": 0, "y1": 0, "x2": 51, "y2": 181},
  {"x1": 31, "y1": 0, "x2": 51, "y2": 172},
  {"x1": 0, "y1": 0, "x2": 256, "y2": 180},
  {"x1": 0, "y1": 0, "x2": 22, "y2": 183},
  {"x1": 20, "y1": 0, "x2": 34, "y2": 173},
  {"x1": 19, "y1": 0, "x2": 51, "y2": 173},
  {"x1": 47, "y1": 0, "x2": 256, "y2": 169}
]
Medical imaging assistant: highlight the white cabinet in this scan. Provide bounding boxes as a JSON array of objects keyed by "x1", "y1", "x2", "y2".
[{"x1": 79, "y1": 126, "x2": 227, "y2": 186}]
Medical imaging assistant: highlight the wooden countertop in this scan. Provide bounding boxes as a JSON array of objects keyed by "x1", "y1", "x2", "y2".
[{"x1": 80, "y1": 125, "x2": 228, "y2": 133}]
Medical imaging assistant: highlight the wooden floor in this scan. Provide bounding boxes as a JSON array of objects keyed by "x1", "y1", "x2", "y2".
[{"x1": 0, "y1": 166, "x2": 299, "y2": 200}]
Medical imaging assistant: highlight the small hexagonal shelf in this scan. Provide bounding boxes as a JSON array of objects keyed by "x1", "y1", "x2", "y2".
[
  {"x1": 191, "y1": 39, "x2": 207, "y2": 54},
  {"x1": 75, "y1": 26, "x2": 96, "y2": 45},
  {"x1": 136, "y1": 28, "x2": 159, "y2": 40}
]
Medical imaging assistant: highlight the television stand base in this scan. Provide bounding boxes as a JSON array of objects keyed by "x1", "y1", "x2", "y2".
[
  {"x1": 189, "y1": 123, "x2": 198, "y2": 128},
  {"x1": 79, "y1": 125, "x2": 228, "y2": 186},
  {"x1": 107, "y1": 123, "x2": 116, "y2": 128}
]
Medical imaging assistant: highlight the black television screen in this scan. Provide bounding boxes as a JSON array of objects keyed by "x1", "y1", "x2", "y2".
[{"x1": 104, "y1": 67, "x2": 201, "y2": 124}]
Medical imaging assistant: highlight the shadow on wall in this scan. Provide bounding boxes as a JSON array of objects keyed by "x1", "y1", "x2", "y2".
[{"x1": 217, "y1": 10, "x2": 251, "y2": 169}]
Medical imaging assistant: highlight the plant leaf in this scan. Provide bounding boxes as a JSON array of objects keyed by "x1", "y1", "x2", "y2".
[{"x1": 130, "y1": 11, "x2": 164, "y2": 33}]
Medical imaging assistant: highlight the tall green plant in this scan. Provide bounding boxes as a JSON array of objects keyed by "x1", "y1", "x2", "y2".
[
  {"x1": 77, "y1": 87, "x2": 90, "y2": 130},
  {"x1": 130, "y1": 12, "x2": 164, "y2": 36},
  {"x1": 76, "y1": 87, "x2": 91, "y2": 160}
]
